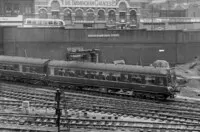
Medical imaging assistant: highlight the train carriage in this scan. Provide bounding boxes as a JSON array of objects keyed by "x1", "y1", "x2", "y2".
[
  {"x1": 0, "y1": 56, "x2": 49, "y2": 83},
  {"x1": 0, "y1": 55, "x2": 177, "y2": 100},
  {"x1": 47, "y1": 60, "x2": 177, "y2": 99}
]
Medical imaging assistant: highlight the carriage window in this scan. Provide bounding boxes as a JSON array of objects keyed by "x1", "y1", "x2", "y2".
[
  {"x1": 111, "y1": 72, "x2": 121, "y2": 81},
  {"x1": 119, "y1": 74, "x2": 128, "y2": 82},
  {"x1": 64, "y1": 69, "x2": 70, "y2": 76},
  {"x1": 59, "y1": 69, "x2": 65, "y2": 76},
  {"x1": 96, "y1": 71, "x2": 106, "y2": 80},
  {"x1": 25, "y1": 67, "x2": 30, "y2": 72},
  {"x1": 106, "y1": 72, "x2": 117, "y2": 81},
  {"x1": 0, "y1": 64, "x2": 19, "y2": 71},
  {"x1": 22, "y1": 65, "x2": 43, "y2": 73},
  {"x1": 54, "y1": 68, "x2": 65, "y2": 76},
  {"x1": 129, "y1": 74, "x2": 143, "y2": 84},
  {"x1": 13, "y1": 64, "x2": 19, "y2": 71},
  {"x1": 85, "y1": 70, "x2": 96, "y2": 79},
  {"x1": 64, "y1": 69, "x2": 76, "y2": 77},
  {"x1": 30, "y1": 66, "x2": 43, "y2": 73},
  {"x1": 146, "y1": 75, "x2": 156, "y2": 85},
  {"x1": 155, "y1": 77, "x2": 165, "y2": 86},
  {"x1": 75, "y1": 69, "x2": 85, "y2": 78}
]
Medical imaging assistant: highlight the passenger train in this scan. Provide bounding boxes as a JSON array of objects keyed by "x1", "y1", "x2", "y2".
[
  {"x1": 0, "y1": 55, "x2": 178, "y2": 100},
  {"x1": 23, "y1": 18, "x2": 65, "y2": 28}
]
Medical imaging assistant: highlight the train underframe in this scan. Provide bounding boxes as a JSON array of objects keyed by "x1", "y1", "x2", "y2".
[
  {"x1": 47, "y1": 80, "x2": 171, "y2": 100},
  {"x1": 0, "y1": 74, "x2": 171, "y2": 100}
]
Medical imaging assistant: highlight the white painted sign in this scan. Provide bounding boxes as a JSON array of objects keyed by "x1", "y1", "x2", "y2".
[
  {"x1": 65, "y1": 0, "x2": 117, "y2": 7},
  {"x1": 0, "y1": 15, "x2": 23, "y2": 22},
  {"x1": 88, "y1": 34, "x2": 120, "y2": 38}
]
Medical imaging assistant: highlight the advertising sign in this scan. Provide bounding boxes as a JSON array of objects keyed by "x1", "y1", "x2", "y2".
[{"x1": 65, "y1": 0, "x2": 117, "y2": 7}]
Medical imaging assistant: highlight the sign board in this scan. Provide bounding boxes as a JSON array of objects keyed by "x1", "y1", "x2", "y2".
[
  {"x1": 88, "y1": 34, "x2": 120, "y2": 38},
  {"x1": 0, "y1": 15, "x2": 23, "y2": 22},
  {"x1": 0, "y1": 15, "x2": 23, "y2": 26},
  {"x1": 65, "y1": 0, "x2": 117, "y2": 7}
]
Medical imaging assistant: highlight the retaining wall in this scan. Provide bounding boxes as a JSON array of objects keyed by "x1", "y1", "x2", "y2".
[{"x1": 2, "y1": 27, "x2": 200, "y2": 65}]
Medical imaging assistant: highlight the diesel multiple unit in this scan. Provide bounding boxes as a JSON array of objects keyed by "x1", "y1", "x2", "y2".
[{"x1": 0, "y1": 55, "x2": 177, "y2": 100}]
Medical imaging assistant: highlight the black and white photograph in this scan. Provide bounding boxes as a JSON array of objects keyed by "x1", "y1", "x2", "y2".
[{"x1": 0, "y1": 0, "x2": 200, "y2": 131}]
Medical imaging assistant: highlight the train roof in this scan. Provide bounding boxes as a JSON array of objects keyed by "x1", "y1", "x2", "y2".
[
  {"x1": 0, "y1": 56, "x2": 49, "y2": 65},
  {"x1": 48, "y1": 60, "x2": 169, "y2": 75}
]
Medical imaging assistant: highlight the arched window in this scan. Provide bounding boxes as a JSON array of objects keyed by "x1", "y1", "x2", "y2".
[
  {"x1": 39, "y1": 9, "x2": 48, "y2": 18},
  {"x1": 64, "y1": 9, "x2": 72, "y2": 22},
  {"x1": 108, "y1": 10, "x2": 116, "y2": 22},
  {"x1": 97, "y1": 10, "x2": 105, "y2": 21},
  {"x1": 188, "y1": 4, "x2": 200, "y2": 17},
  {"x1": 130, "y1": 10, "x2": 137, "y2": 24},
  {"x1": 51, "y1": 1, "x2": 60, "y2": 11},
  {"x1": 119, "y1": 2, "x2": 127, "y2": 22},
  {"x1": 75, "y1": 9, "x2": 84, "y2": 21},
  {"x1": 51, "y1": 1, "x2": 60, "y2": 19},
  {"x1": 119, "y1": 2, "x2": 127, "y2": 12},
  {"x1": 86, "y1": 9, "x2": 95, "y2": 21}
]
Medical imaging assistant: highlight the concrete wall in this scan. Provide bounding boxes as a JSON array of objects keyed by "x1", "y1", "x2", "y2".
[{"x1": 2, "y1": 27, "x2": 200, "y2": 65}]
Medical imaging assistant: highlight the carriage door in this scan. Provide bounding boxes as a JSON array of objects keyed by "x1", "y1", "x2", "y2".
[
  {"x1": 119, "y1": 2, "x2": 127, "y2": 29},
  {"x1": 51, "y1": 0, "x2": 60, "y2": 19}
]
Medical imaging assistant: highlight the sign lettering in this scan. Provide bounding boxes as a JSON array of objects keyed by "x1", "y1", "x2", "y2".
[
  {"x1": 65, "y1": 0, "x2": 117, "y2": 7},
  {"x1": 88, "y1": 34, "x2": 120, "y2": 38}
]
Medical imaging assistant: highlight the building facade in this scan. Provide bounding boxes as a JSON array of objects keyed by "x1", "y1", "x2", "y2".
[
  {"x1": 35, "y1": 0, "x2": 145, "y2": 28},
  {"x1": 0, "y1": 0, "x2": 34, "y2": 18}
]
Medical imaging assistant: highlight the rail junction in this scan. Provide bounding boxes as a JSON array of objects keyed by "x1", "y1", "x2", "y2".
[{"x1": 0, "y1": 82, "x2": 200, "y2": 132}]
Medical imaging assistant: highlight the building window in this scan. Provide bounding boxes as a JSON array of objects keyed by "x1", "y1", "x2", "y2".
[
  {"x1": 39, "y1": 9, "x2": 48, "y2": 18},
  {"x1": 13, "y1": 4, "x2": 20, "y2": 15},
  {"x1": 86, "y1": 9, "x2": 95, "y2": 21},
  {"x1": 130, "y1": 10, "x2": 137, "y2": 24},
  {"x1": 25, "y1": 6, "x2": 32, "y2": 14},
  {"x1": 119, "y1": 2, "x2": 127, "y2": 23},
  {"x1": 51, "y1": 1, "x2": 60, "y2": 11},
  {"x1": 97, "y1": 10, "x2": 105, "y2": 21},
  {"x1": 108, "y1": 10, "x2": 116, "y2": 22},
  {"x1": 75, "y1": 9, "x2": 84, "y2": 21},
  {"x1": 64, "y1": 9, "x2": 72, "y2": 24},
  {"x1": 5, "y1": 3, "x2": 20, "y2": 17},
  {"x1": 52, "y1": 11, "x2": 60, "y2": 19},
  {"x1": 119, "y1": 2, "x2": 127, "y2": 12}
]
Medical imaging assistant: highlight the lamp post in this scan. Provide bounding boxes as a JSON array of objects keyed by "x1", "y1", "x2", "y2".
[{"x1": 55, "y1": 89, "x2": 61, "y2": 132}]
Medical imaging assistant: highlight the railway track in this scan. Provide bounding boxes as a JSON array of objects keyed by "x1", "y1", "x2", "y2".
[
  {"x1": 0, "y1": 113, "x2": 199, "y2": 132},
  {"x1": 1, "y1": 83, "x2": 200, "y2": 126}
]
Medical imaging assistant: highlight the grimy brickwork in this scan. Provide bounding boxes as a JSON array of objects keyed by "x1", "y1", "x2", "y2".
[{"x1": 2, "y1": 27, "x2": 200, "y2": 65}]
